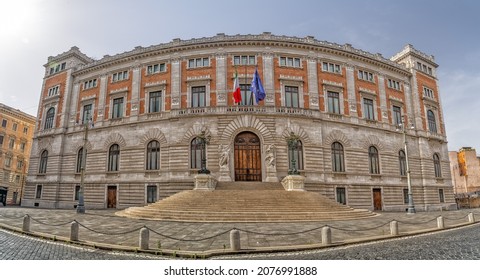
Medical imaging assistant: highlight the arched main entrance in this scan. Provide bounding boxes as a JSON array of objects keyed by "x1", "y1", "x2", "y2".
[{"x1": 234, "y1": 132, "x2": 262, "y2": 181}]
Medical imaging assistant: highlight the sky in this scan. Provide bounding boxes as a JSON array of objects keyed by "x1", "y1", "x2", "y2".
[{"x1": 0, "y1": 0, "x2": 479, "y2": 153}]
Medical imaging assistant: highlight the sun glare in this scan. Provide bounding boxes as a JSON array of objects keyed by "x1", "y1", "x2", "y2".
[{"x1": 0, "y1": 0, "x2": 38, "y2": 39}]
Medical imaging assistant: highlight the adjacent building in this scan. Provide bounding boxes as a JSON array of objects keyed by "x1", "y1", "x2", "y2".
[
  {"x1": 449, "y1": 147, "x2": 480, "y2": 194},
  {"x1": 0, "y1": 103, "x2": 36, "y2": 205},
  {"x1": 23, "y1": 33, "x2": 455, "y2": 211}
]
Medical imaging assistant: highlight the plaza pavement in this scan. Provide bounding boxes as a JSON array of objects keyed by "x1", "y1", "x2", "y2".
[{"x1": 0, "y1": 206, "x2": 478, "y2": 258}]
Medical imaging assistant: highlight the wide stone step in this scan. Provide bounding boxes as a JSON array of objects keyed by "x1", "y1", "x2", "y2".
[{"x1": 117, "y1": 183, "x2": 377, "y2": 222}]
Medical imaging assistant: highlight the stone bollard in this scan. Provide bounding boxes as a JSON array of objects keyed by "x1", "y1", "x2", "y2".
[
  {"x1": 437, "y1": 216, "x2": 445, "y2": 229},
  {"x1": 468, "y1": 213, "x2": 475, "y2": 223},
  {"x1": 139, "y1": 227, "x2": 149, "y2": 250},
  {"x1": 390, "y1": 221, "x2": 398, "y2": 236},
  {"x1": 22, "y1": 214, "x2": 30, "y2": 232},
  {"x1": 70, "y1": 221, "x2": 79, "y2": 241},
  {"x1": 321, "y1": 226, "x2": 331, "y2": 245},
  {"x1": 230, "y1": 229, "x2": 241, "y2": 251}
]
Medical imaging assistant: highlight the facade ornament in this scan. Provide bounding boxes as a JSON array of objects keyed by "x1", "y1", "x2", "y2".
[
  {"x1": 218, "y1": 144, "x2": 230, "y2": 168},
  {"x1": 265, "y1": 144, "x2": 276, "y2": 168}
]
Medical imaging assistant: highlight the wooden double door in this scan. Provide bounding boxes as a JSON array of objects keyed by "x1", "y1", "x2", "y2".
[{"x1": 234, "y1": 132, "x2": 262, "y2": 181}]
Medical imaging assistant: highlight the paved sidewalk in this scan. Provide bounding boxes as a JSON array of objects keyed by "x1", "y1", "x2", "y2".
[{"x1": 0, "y1": 207, "x2": 479, "y2": 257}]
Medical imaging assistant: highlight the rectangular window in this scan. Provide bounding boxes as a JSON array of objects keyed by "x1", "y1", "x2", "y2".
[
  {"x1": 15, "y1": 175, "x2": 20, "y2": 184},
  {"x1": 147, "y1": 63, "x2": 166, "y2": 74},
  {"x1": 392, "y1": 105, "x2": 402, "y2": 125},
  {"x1": 387, "y1": 79, "x2": 401, "y2": 91},
  {"x1": 358, "y1": 70, "x2": 374, "y2": 82},
  {"x1": 363, "y1": 98, "x2": 375, "y2": 120},
  {"x1": 5, "y1": 157, "x2": 12, "y2": 168},
  {"x1": 75, "y1": 185, "x2": 80, "y2": 201},
  {"x1": 147, "y1": 185, "x2": 157, "y2": 203},
  {"x1": 112, "y1": 97, "x2": 124, "y2": 119},
  {"x1": 233, "y1": 55, "x2": 256, "y2": 65},
  {"x1": 23, "y1": 127, "x2": 28, "y2": 133},
  {"x1": 239, "y1": 84, "x2": 254, "y2": 106},
  {"x1": 49, "y1": 62, "x2": 66, "y2": 75},
  {"x1": 191, "y1": 86, "x2": 206, "y2": 107},
  {"x1": 12, "y1": 123, "x2": 18, "y2": 131},
  {"x1": 148, "y1": 91, "x2": 162, "y2": 113},
  {"x1": 2, "y1": 119, "x2": 7, "y2": 128},
  {"x1": 336, "y1": 187, "x2": 346, "y2": 205},
  {"x1": 82, "y1": 104, "x2": 92, "y2": 124},
  {"x1": 285, "y1": 86, "x2": 299, "y2": 108},
  {"x1": 112, "y1": 70, "x2": 129, "y2": 82},
  {"x1": 188, "y1": 57, "x2": 209, "y2": 68},
  {"x1": 279, "y1": 56, "x2": 301, "y2": 67},
  {"x1": 403, "y1": 189, "x2": 409, "y2": 204},
  {"x1": 17, "y1": 160, "x2": 23, "y2": 170},
  {"x1": 423, "y1": 86, "x2": 434, "y2": 99},
  {"x1": 439, "y1": 189, "x2": 445, "y2": 203},
  {"x1": 0, "y1": 135, "x2": 3, "y2": 145},
  {"x1": 36, "y1": 185, "x2": 43, "y2": 199},
  {"x1": 47, "y1": 85, "x2": 60, "y2": 97},
  {"x1": 322, "y1": 62, "x2": 341, "y2": 74},
  {"x1": 83, "y1": 79, "x2": 97, "y2": 90},
  {"x1": 327, "y1": 91, "x2": 340, "y2": 114}
]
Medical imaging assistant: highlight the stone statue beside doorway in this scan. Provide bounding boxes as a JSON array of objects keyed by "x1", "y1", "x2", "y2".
[
  {"x1": 265, "y1": 144, "x2": 276, "y2": 168},
  {"x1": 219, "y1": 144, "x2": 230, "y2": 169}
]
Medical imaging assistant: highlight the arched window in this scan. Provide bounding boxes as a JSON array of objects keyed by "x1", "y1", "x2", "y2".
[
  {"x1": 288, "y1": 140, "x2": 304, "y2": 170},
  {"x1": 146, "y1": 140, "x2": 160, "y2": 170},
  {"x1": 427, "y1": 110, "x2": 437, "y2": 133},
  {"x1": 190, "y1": 137, "x2": 203, "y2": 169},
  {"x1": 331, "y1": 142, "x2": 345, "y2": 172},
  {"x1": 433, "y1": 153, "x2": 442, "y2": 178},
  {"x1": 76, "y1": 147, "x2": 84, "y2": 173},
  {"x1": 399, "y1": 150, "x2": 406, "y2": 176},
  {"x1": 44, "y1": 107, "x2": 55, "y2": 129},
  {"x1": 108, "y1": 144, "x2": 120, "y2": 172},
  {"x1": 368, "y1": 146, "x2": 380, "y2": 174},
  {"x1": 39, "y1": 150, "x2": 48, "y2": 174}
]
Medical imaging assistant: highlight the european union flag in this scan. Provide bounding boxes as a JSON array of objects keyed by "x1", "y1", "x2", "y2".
[{"x1": 250, "y1": 67, "x2": 265, "y2": 104}]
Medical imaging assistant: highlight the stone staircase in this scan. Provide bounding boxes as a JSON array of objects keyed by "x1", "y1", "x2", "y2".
[{"x1": 116, "y1": 182, "x2": 377, "y2": 222}]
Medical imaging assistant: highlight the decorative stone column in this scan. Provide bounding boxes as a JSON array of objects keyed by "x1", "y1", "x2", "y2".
[
  {"x1": 281, "y1": 175, "x2": 305, "y2": 191},
  {"x1": 194, "y1": 174, "x2": 217, "y2": 190}
]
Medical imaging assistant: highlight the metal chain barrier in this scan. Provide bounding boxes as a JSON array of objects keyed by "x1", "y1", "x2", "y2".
[
  {"x1": 29, "y1": 216, "x2": 74, "y2": 227},
  {"x1": 148, "y1": 226, "x2": 232, "y2": 242},
  {"x1": 396, "y1": 216, "x2": 439, "y2": 225},
  {"x1": 443, "y1": 214, "x2": 470, "y2": 221},
  {"x1": 77, "y1": 221, "x2": 144, "y2": 236},
  {"x1": 327, "y1": 221, "x2": 392, "y2": 232},
  {"x1": 237, "y1": 225, "x2": 326, "y2": 236},
  {"x1": 0, "y1": 213, "x2": 25, "y2": 220}
]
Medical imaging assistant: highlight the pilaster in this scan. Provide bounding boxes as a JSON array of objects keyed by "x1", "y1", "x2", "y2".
[
  {"x1": 307, "y1": 56, "x2": 319, "y2": 110},
  {"x1": 171, "y1": 56, "x2": 181, "y2": 109},
  {"x1": 262, "y1": 50, "x2": 275, "y2": 106},
  {"x1": 377, "y1": 74, "x2": 388, "y2": 122},
  {"x1": 216, "y1": 52, "x2": 227, "y2": 106},
  {"x1": 346, "y1": 65, "x2": 357, "y2": 115},
  {"x1": 130, "y1": 66, "x2": 141, "y2": 119}
]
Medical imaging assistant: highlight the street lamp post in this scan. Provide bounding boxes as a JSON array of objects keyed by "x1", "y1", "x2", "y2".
[
  {"x1": 398, "y1": 116, "x2": 415, "y2": 214},
  {"x1": 287, "y1": 132, "x2": 300, "y2": 175},
  {"x1": 76, "y1": 114, "x2": 90, "y2": 214},
  {"x1": 198, "y1": 131, "x2": 210, "y2": 174}
]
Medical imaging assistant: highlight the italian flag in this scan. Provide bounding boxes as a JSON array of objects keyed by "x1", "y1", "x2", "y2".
[{"x1": 232, "y1": 69, "x2": 242, "y2": 104}]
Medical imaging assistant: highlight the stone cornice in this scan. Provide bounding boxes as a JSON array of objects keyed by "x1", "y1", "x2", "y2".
[
  {"x1": 0, "y1": 103, "x2": 36, "y2": 122},
  {"x1": 44, "y1": 46, "x2": 94, "y2": 67},
  {"x1": 391, "y1": 44, "x2": 438, "y2": 67},
  {"x1": 71, "y1": 33, "x2": 412, "y2": 77}
]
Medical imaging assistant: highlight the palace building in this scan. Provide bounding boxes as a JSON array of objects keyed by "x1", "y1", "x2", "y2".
[
  {"x1": 1, "y1": 103, "x2": 36, "y2": 205},
  {"x1": 23, "y1": 33, "x2": 455, "y2": 211}
]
